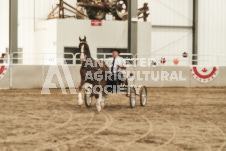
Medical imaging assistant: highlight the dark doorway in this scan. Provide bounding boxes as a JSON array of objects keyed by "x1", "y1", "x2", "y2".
[{"x1": 64, "y1": 47, "x2": 80, "y2": 64}]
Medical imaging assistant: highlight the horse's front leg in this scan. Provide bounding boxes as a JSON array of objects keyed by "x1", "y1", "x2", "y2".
[
  {"x1": 78, "y1": 80, "x2": 85, "y2": 106},
  {"x1": 96, "y1": 93, "x2": 102, "y2": 112}
]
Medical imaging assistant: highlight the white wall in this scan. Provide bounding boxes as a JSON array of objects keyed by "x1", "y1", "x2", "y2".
[
  {"x1": 151, "y1": 28, "x2": 192, "y2": 54},
  {"x1": 0, "y1": 1, "x2": 9, "y2": 54},
  {"x1": 145, "y1": 0, "x2": 193, "y2": 63},
  {"x1": 57, "y1": 19, "x2": 128, "y2": 56},
  {"x1": 34, "y1": 19, "x2": 152, "y2": 63},
  {"x1": 198, "y1": 0, "x2": 226, "y2": 65},
  {"x1": 150, "y1": 28, "x2": 192, "y2": 66},
  {"x1": 18, "y1": 0, "x2": 35, "y2": 64},
  {"x1": 1, "y1": 65, "x2": 226, "y2": 89},
  {"x1": 0, "y1": 0, "x2": 36, "y2": 63},
  {"x1": 1, "y1": 0, "x2": 192, "y2": 60},
  {"x1": 140, "y1": 0, "x2": 193, "y2": 26},
  {"x1": 2, "y1": 0, "x2": 226, "y2": 66},
  {"x1": 34, "y1": 20, "x2": 58, "y2": 65}
]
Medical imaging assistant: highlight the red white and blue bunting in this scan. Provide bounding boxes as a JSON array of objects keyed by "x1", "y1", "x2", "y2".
[
  {"x1": 190, "y1": 66, "x2": 219, "y2": 83},
  {"x1": 0, "y1": 65, "x2": 9, "y2": 81}
]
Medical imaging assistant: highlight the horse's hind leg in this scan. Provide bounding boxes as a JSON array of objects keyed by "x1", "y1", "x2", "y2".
[
  {"x1": 78, "y1": 80, "x2": 85, "y2": 106},
  {"x1": 96, "y1": 93, "x2": 102, "y2": 112},
  {"x1": 101, "y1": 93, "x2": 106, "y2": 108}
]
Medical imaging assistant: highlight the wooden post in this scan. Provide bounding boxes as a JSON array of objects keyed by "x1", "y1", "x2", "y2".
[
  {"x1": 143, "y1": 3, "x2": 148, "y2": 22},
  {"x1": 59, "y1": 0, "x2": 64, "y2": 18}
]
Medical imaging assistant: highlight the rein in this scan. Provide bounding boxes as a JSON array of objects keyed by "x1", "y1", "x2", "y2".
[
  {"x1": 79, "y1": 41, "x2": 108, "y2": 72},
  {"x1": 82, "y1": 59, "x2": 108, "y2": 72}
]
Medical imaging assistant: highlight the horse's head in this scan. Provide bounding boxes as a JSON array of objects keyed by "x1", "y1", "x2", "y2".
[{"x1": 78, "y1": 36, "x2": 90, "y2": 62}]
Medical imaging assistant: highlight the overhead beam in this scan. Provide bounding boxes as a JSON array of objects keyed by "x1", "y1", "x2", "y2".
[
  {"x1": 9, "y1": 0, "x2": 18, "y2": 57},
  {"x1": 192, "y1": 0, "x2": 198, "y2": 65},
  {"x1": 128, "y1": 0, "x2": 138, "y2": 55}
]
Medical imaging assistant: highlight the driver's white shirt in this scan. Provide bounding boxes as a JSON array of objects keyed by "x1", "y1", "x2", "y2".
[{"x1": 105, "y1": 56, "x2": 126, "y2": 73}]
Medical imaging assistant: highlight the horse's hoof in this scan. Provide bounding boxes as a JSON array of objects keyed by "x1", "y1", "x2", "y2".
[
  {"x1": 100, "y1": 101, "x2": 105, "y2": 108},
  {"x1": 78, "y1": 100, "x2": 83, "y2": 106},
  {"x1": 97, "y1": 108, "x2": 101, "y2": 112},
  {"x1": 96, "y1": 106, "x2": 101, "y2": 112}
]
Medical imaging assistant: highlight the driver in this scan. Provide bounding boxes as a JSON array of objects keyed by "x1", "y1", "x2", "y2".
[
  {"x1": 106, "y1": 50, "x2": 126, "y2": 74},
  {"x1": 105, "y1": 50, "x2": 127, "y2": 86}
]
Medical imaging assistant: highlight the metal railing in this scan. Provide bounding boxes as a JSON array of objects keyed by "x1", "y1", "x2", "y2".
[
  {"x1": 0, "y1": 52, "x2": 225, "y2": 66},
  {"x1": 74, "y1": 53, "x2": 134, "y2": 65},
  {"x1": 0, "y1": 58, "x2": 9, "y2": 65},
  {"x1": 10, "y1": 52, "x2": 75, "y2": 65},
  {"x1": 135, "y1": 54, "x2": 226, "y2": 66}
]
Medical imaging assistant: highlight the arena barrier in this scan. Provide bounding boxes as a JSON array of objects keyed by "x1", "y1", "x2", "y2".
[{"x1": 0, "y1": 65, "x2": 226, "y2": 89}]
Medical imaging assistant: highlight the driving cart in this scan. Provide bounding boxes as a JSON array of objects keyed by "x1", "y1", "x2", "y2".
[{"x1": 84, "y1": 72, "x2": 148, "y2": 108}]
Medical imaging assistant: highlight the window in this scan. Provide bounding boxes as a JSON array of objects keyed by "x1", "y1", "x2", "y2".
[
  {"x1": 64, "y1": 47, "x2": 80, "y2": 64},
  {"x1": 97, "y1": 48, "x2": 133, "y2": 65},
  {"x1": 6, "y1": 48, "x2": 23, "y2": 64},
  {"x1": 97, "y1": 48, "x2": 129, "y2": 59}
]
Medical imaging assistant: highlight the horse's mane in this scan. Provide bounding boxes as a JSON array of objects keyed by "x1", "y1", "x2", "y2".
[{"x1": 81, "y1": 41, "x2": 109, "y2": 72}]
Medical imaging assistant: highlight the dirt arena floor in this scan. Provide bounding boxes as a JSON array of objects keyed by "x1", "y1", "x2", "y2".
[{"x1": 0, "y1": 88, "x2": 226, "y2": 151}]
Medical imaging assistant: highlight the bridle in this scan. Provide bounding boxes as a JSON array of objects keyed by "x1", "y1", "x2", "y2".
[
  {"x1": 79, "y1": 41, "x2": 87, "y2": 54},
  {"x1": 80, "y1": 41, "x2": 87, "y2": 44},
  {"x1": 79, "y1": 41, "x2": 88, "y2": 62}
]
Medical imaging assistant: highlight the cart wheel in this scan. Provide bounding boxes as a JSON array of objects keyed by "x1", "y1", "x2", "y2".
[
  {"x1": 86, "y1": 7, "x2": 106, "y2": 20},
  {"x1": 84, "y1": 86, "x2": 93, "y2": 108},
  {"x1": 130, "y1": 87, "x2": 136, "y2": 108},
  {"x1": 140, "y1": 86, "x2": 147, "y2": 106},
  {"x1": 111, "y1": 0, "x2": 128, "y2": 20}
]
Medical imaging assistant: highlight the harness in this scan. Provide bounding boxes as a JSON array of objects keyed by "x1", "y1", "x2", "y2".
[
  {"x1": 80, "y1": 41, "x2": 87, "y2": 44},
  {"x1": 81, "y1": 60, "x2": 105, "y2": 72},
  {"x1": 80, "y1": 41, "x2": 87, "y2": 55},
  {"x1": 79, "y1": 41, "x2": 108, "y2": 72}
]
